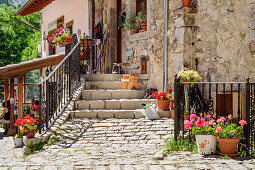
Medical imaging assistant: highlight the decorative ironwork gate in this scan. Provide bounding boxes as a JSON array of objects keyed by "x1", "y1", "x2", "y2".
[{"x1": 174, "y1": 75, "x2": 255, "y2": 155}]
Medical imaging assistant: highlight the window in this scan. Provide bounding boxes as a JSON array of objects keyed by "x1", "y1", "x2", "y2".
[
  {"x1": 66, "y1": 20, "x2": 74, "y2": 35},
  {"x1": 57, "y1": 16, "x2": 64, "y2": 29},
  {"x1": 136, "y1": 0, "x2": 146, "y2": 14}
]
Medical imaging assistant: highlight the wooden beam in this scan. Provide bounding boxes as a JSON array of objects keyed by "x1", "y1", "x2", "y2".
[
  {"x1": 18, "y1": 75, "x2": 23, "y2": 119},
  {"x1": 0, "y1": 55, "x2": 65, "y2": 79},
  {"x1": 4, "y1": 79, "x2": 9, "y2": 102},
  {"x1": 8, "y1": 78, "x2": 16, "y2": 136}
]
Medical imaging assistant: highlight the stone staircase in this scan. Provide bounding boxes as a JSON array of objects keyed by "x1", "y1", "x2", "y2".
[{"x1": 73, "y1": 74, "x2": 171, "y2": 119}]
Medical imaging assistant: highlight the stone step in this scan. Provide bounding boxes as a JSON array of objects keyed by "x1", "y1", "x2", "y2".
[
  {"x1": 71, "y1": 109, "x2": 171, "y2": 119},
  {"x1": 83, "y1": 74, "x2": 123, "y2": 81},
  {"x1": 82, "y1": 90, "x2": 146, "y2": 100},
  {"x1": 84, "y1": 81, "x2": 123, "y2": 90},
  {"x1": 75, "y1": 99, "x2": 156, "y2": 110}
]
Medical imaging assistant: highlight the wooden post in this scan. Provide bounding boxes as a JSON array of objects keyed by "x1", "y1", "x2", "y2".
[
  {"x1": 18, "y1": 75, "x2": 23, "y2": 119},
  {"x1": 8, "y1": 78, "x2": 16, "y2": 136},
  {"x1": 4, "y1": 79, "x2": 9, "y2": 102}
]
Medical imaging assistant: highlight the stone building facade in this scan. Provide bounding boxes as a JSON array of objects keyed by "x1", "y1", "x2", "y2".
[{"x1": 91, "y1": 0, "x2": 255, "y2": 91}]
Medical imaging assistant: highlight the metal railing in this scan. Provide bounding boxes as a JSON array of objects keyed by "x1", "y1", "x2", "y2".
[
  {"x1": 38, "y1": 34, "x2": 81, "y2": 133},
  {"x1": 174, "y1": 75, "x2": 254, "y2": 155}
]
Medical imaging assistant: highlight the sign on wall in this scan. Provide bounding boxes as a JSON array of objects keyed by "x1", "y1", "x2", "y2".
[{"x1": 48, "y1": 20, "x2": 57, "y2": 31}]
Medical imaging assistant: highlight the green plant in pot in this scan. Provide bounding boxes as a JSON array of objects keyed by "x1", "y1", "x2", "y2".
[
  {"x1": 136, "y1": 11, "x2": 147, "y2": 32},
  {"x1": 185, "y1": 114, "x2": 216, "y2": 155},
  {"x1": 152, "y1": 91, "x2": 173, "y2": 111},
  {"x1": 215, "y1": 115, "x2": 247, "y2": 157},
  {"x1": 123, "y1": 14, "x2": 139, "y2": 34},
  {"x1": 13, "y1": 134, "x2": 23, "y2": 147},
  {"x1": 178, "y1": 70, "x2": 202, "y2": 87}
]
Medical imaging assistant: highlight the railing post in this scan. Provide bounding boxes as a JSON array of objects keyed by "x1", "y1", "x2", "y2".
[
  {"x1": 174, "y1": 75, "x2": 180, "y2": 141},
  {"x1": 245, "y1": 78, "x2": 251, "y2": 155},
  {"x1": 46, "y1": 80, "x2": 50, "y2": 129},
  {"x1": 38, "y1": 84, "x2": 42, "y2": 134}
]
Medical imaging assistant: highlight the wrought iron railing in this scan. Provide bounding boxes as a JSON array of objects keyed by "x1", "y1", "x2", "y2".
[
  {"x1": 38, "y1": 34, "x2": 81, "y2": 133},
  {"x1": 174, "y1": 75, "x2": 254, "y2": 155}
]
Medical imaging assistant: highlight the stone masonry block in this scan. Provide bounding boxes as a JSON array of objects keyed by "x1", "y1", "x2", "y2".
[
  {"x1": 105, "y1": 100, "x2": 121, "y2": 110},
  {"x1": 98, "y1": 111, "x2": 114, "y2": 119},
  {"x1": 120, "y1": 100, "x2": 135, "y2": 110},
  {"x1": 90, "y1": 100, "x2": 105, "y2": 110},
  {"x1": 83, "y1": 111, "x2": 98, "y2": 119},
  {"x1": 114, "y1": 111, "x2": 134, "y2": 119},
  {"x1": 91, "y1": 91, "x2": 112, "y2": 100},
  {"x1": 112, "y1": 90, "x2": 130, "y2": 99},
  {"x1": 157, "y1": 110, "x2": 171, "y2": 118},
  {"x1": 134, "y1": 110, "x2": 145, "y2": 118},
  {"x1": 76, "y1": 101, "x2": 90, "y2": 110},
  {"x1": 82, "y1": 91, "x2": 92, "y2": 100}
]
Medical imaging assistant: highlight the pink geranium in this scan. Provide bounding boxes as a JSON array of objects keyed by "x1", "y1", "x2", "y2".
[
  {"x1": 239, "y1": 120, "x2": 247, "y2": 126},
  {"x1": 184, "y1": 121, "x2": 193, "y2": 130},
  {"x1": 228, "y1": 114, "x2": 232, "y2": 119},
  {"x1": 206, "y1": 114, "x2": 212, "y2": 119},
  {"x1": 209, "y1": 119, "x2": 214, "y2": 125},
  {"x1": 190, "y1": 114, "x2": 197, "y2": 120},
  {"x1": 216, "y1": 126, "x2": 222, "y2": 133}
]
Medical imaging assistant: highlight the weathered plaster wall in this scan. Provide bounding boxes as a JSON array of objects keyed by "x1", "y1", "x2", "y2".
[{"x1": 41, "y1": 0, "x2": 89, "y2": 57}]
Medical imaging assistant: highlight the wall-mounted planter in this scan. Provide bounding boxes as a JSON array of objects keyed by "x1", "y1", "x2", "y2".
[{"x1": 182, "y1": 0, "x2": 192, "y2": 7}]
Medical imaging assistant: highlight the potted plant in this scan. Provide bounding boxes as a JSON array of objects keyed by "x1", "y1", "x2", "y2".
[
  {"x1": 215, "y1": 115, "x2": 247, "y2": 157},
  {"x1": 136, "y1": 11, "x2": 147, "y2": 32},
  {"x1": 123, "y1": 14, "x2": 139, "y2": 34},
  {"x1": 185, "y1": 114, "x2": 216, "y2": 155},
  {"x1": 152, "y1": 91, "x2": 173, "y2": 111},
  {"x1": 13, "y1": 134, "x2": 23, "y2": 147},
  {"x1": 46, "y1": 29, "x2": 72, "y2": 47},
  {"x1": 178, "y1": 70, "x2": 202, "y2": 87},
  {"x1": 80, "y1": 33, "x2": 94, "y2": 48},
  {"x1": 14, "y1": 115, "x2": 37, "y2": 139},
  {"x1": 182, "y1": 0, "x2": 192, "y2": 7}
]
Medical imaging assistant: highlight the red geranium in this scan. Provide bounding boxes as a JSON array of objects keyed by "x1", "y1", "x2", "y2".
[
  {"x1": 152, "y1": 91, "x2": 172, "y2": 100},
  {"x1": 14, "y1": 115, "x2": 37, "y2": 135}
]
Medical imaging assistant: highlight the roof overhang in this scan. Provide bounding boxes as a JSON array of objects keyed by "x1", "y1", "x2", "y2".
[
  {"x1": 15, "y1": 0, "x2": 56, "y2": 16},
  {"x1": 0, "y1": 53, "x2": 65, "y2": 79}
]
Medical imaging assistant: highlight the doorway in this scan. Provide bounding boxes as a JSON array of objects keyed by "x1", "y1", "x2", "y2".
[{"x1": 117, "y1": 0, "x2": 122, "y2": 63}]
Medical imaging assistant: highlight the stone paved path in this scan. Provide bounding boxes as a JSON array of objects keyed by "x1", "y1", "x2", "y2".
[{"x1": 0, "y1": 118, "x2": 255, "y2": 170}]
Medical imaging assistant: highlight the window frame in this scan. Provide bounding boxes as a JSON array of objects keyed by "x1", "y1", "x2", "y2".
[{"x1": 136, "y1": 0, "x2": 147, "y2": 14}]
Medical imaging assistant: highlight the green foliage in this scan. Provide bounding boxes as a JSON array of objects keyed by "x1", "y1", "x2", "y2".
[
  {"x1": 191, "y1": 126, "x2": 215, "y2": 136},
  {"x1": 216, "y1": 123, "x2": 243, "y2": 139},
  {"x1": 136, "y1": 11, "x2": 147, "y2": 24},
  {"x1": 26, "y1": 140, "x2": 46, "y2": 154},
  {"x1": 162, "y1": 137, "x2": 198, "y2": 155},
  {"x1": 0, "y1": 2, "x2": 41, "y2": 101},
  {"x1": 48, "y1": 136, "x2": 60, "y2": 145},
  {"x1": 123, "y1": 14, "x2": 138, "y2": 31}
]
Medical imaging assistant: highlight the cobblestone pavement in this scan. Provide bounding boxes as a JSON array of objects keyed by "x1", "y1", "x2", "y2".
[{"x1": 0, "y1": 118, "x2": 255, "y2": 170}]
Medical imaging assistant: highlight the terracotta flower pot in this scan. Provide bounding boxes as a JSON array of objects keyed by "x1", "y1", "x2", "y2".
[
  {"x1": 25, "y1": 130, "x2": 36, "y2": 138},
  {"x1": 217, "y1": 138, "x2": 240, "y2": 157},
  {"x1": 131, "y1": 28, "x2": 139, "y2": 34},
  {"x1": 59, "y1": 36, "x2": 73, "y2": 47},
  {"x1": 157, "y1": 99, "x2": 170, "y2": 111},
  {"x1": 169, "y1": 101, "x2": 174, "y2": 110},
  {"x1": 182, "y1": 0, "x2": 192, "y2": 7},
  {"x1": 196, "y1": 135, "x2": 217, "y2": 155}
]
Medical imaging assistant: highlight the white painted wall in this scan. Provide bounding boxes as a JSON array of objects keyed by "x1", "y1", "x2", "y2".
[{"x1": 41, "y1": 0, "x2": 89, "y2": 57}]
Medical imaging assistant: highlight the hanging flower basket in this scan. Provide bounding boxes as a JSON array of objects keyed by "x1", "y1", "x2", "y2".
[{"x1": 59, "y1": 36, "x2": 73, "y2": 47}]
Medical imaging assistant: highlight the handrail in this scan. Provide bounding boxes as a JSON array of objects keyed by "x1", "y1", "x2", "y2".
[
  {"x1": 39, "y1": 34, "x2": 80, "y2": 85},
  {"x1": 95, "y1": 31, "x2": 110, "y2": 71}
]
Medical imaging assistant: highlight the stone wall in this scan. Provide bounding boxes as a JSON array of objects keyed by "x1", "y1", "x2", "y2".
[{"x1": 93, "y1": 0, "x2": 255, "y2": 90}]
